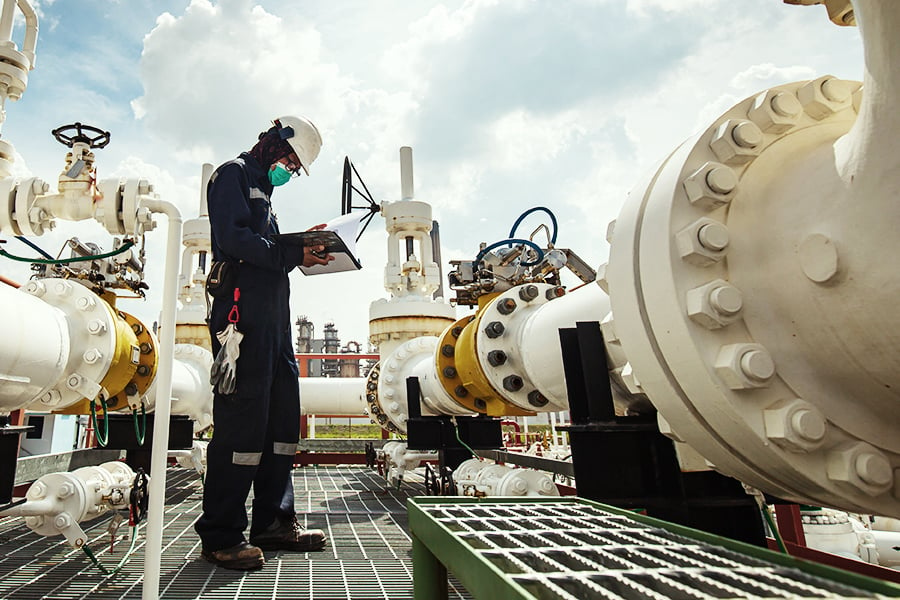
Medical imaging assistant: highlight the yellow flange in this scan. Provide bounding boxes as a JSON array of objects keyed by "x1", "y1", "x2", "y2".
[
  {"x1": 55, "y1": 308, "x2": 156, "y2": 414},
  {"x1": 107, "y1": 311, "x2": 158, "y2": 410},
  {"x1": 436, "y1": 296, "x2": 534, "y2": 417}
]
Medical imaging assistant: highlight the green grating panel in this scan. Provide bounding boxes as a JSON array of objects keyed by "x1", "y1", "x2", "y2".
[
  {"x1": 0, "y1": 466, "x2": 471, "y2": 600},
  {"x1": 409, "y1": 498, "x2": 900, "y2": 600}
]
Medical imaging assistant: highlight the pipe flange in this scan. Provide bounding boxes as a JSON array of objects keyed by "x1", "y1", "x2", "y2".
[
  {"x1": 372, "y1": 337, "x2": 440, "y2": 434},
  {"x1": 95, "y1": 178, "x2": 126, "y2": 235},
  {"x1": 603, "y1": 77, "x2": 900, "y2": 515},
  {"x1": 22, "y1": 279, "x2": 121, "y2": 410},
  {"x1": 106, "y1": 310, "x2": 158, "y2": 411},
  {"x1": 475, "y1": 284, "x2": 566, "y2": 412}
]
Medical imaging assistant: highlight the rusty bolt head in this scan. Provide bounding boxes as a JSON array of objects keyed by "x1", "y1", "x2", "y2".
[
  {"x1": 519, "y1": 285, "x2": 539, "y2": 302},
  {"x1": 136, "y1": 365, "x2": 151, "y2": 376},
  {"x1": 826, "y1": 442, "x2": 894, "y2": 494},
  {"x1": 710, "y1": 120, "x2": 763, "y2": 165},
  {"x1": 441, "y1": 344, "x2": 455, "y2": 357},
  {"x1": 497, "y1": 298, "x2": 517, "y2": 315},
  {"x1": 686, "y1": 279, "x2": 743, "y2": 329},
  {"x1": 764, "y1": 399, "x2": 827, "y2": 453},
  {"x1": 442, "y1": 366, "x2": 457, "y2": 378},
  {"x1": 484, "y1": 321, "x2": 505, "y2": 339},
  {"x1": 527, "y1": 390, "x2": 548, "y2": 407},
  {"x1": 798, "y1": 76, "x2": 852, "y2": 120},
  {"x1": 676, "y1": 218, "x2": 730, "y2": 267},
  {"x1": 474, "y1": 398, "x2": 487, "y2": 411},
  {"x1": 487, "y1": 350, "x2": 508, "y2": 367},
  {"x1": 503, "y1": 375, "x2": 524, "y2": 392},
  {"x1": 451, "y1": 326, "x2": 463, "y2": 338},
  {"x1": 714, "y1": 343, "x2": 775, "y2": 389},
  {"x1": 454, "y1": 385, "x2": 469, "y2": 398},
  {"x1": 545, "y1": 286, "x2": 565, "y2": 300}
]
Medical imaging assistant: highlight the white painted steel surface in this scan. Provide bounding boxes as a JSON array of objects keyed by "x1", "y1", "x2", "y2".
[
  {"x1": 299, "y1": 376, "x2": 368, "y2": 415},
  {"x1": 602, "y1": 0, "x2": 900, "y2": 517}
]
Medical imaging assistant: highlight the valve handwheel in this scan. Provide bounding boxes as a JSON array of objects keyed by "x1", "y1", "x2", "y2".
[
  {"x1": 129, "y1": 468, "x2": 149, "y2": 526},
  {"x1": 51, "y1": 122, "x2": 111, "y2": 149}
]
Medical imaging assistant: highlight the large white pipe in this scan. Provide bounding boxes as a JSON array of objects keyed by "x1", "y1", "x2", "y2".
[
  {"x1": 516, "y1": 282, "x2": 609, "y2": 406},
  {"x1": 0, "y1": 284, "x2": 68, "y2": 411},
  {"x1": 299, "y1": 377, "x2": 367, "y2": 415},
  {"x1": 139, "y1": 198, "x2": 181, "y2": 600}
]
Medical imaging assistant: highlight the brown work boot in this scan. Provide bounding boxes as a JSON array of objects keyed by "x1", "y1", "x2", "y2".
[
  {"x1": 201, "y1": 541, "x2": 265, "y2": 570},
  {"x1": 250, "y1": 516, "x2": 327, "y2": 552}
]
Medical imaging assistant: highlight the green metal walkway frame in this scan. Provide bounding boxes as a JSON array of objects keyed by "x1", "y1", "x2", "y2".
[{"x1": 408, "y1": 496, "x2": 900, "y2": 600}]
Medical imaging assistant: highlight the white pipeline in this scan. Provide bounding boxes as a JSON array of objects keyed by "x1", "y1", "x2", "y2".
[
  {"x1": 139, "y1": 198, "x2": 182, "y2": 600},
  {"x1": 515, "y1": 282, "x2": 609, "y2": 406},
  {"x1": 299, "y1": 377, "x2": 367, "y2": 415},
  {"x1": 0, "y1": 283, "x2": 68, "y2": 411}
]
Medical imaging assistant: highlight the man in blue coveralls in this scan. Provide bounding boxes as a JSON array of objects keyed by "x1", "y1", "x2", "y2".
[{"x1": 197, "y1": 115, "x2": 332, "y2": 570}]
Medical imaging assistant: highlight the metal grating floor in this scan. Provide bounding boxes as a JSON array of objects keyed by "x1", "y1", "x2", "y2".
[
  {"x1": 0, "y1": 465, "x2": 472, "y2": 600},
  {"x1": 422, "y1": 502, "x2": 888, "y2": 600}
]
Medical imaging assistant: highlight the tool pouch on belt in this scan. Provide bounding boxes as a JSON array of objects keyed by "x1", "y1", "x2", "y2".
[{"x1": 206, "y1": 260, "x2": 236, "y2": 298}]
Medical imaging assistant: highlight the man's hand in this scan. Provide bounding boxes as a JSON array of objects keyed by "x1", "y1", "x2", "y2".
[
  {"x1": 302, "y1": 245, "x2": 334, "y2": 267},
  {"x1": 303, "y1": 223, "x2": 335, "y2": 267}
]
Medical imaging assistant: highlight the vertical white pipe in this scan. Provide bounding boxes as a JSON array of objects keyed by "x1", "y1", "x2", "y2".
[
  {"x1": 0, "y1": 0, "x2": 15, "y2": 44},
  {"x1": 400, "y1": 147, "x2": 414, "y2": 200},
  {"x1": 16, "y1": 0, "x2": 38, "y2": 68},
  {"x1": 139, "y1": 199, "x2": 182, "y2": 600}
]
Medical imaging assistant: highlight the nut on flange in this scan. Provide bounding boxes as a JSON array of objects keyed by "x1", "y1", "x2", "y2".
[
  {"x1": 686, "y1": 279, "x2": 743, "y2": 329},
  {"x1": 798, "y1": 75, "x2": 852, "y2": 120},
  {"x1": 676, "y1": 218, "x2": 730, "y2": 267},
  {"x1": 748, "y1": 89, "x2": 803, "y2": 134},
  {"x1": 710, "y1": 120, "x2": 763, "y2": 165},
  {"x1": 714, "y1": 343, "x2": 776, "y2": 389},
  {"x1": 682, "y1": 162, "x2": 738, "y2": 210},
  {"x1": 826, "y1": 442, "x2": 894, "y2": 495},
  {"x1": 764, "y1": 399, "x2": 827, "y2": 452}
]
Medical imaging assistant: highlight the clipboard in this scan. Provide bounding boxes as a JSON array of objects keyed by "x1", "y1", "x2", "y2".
[{"x1": 271, "y1": 230, "x2": 362, "y2": 275}]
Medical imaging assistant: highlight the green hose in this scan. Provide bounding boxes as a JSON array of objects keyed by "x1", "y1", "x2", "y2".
[
  {"x1": 0, "y1": 239, "x2": 135, "y2": 264},
  {"x1": 132, "y1": 403, "x2": 147, "y2": 445},
  {"x1": 90, "y1": 395, "x2": 110, "y2": 447},
  {"x1": 762, "y1": 504, "x2": 788, "y2": 554},
  {"x1": 82, "y1": 525, "x2": 139, "y2": 576}
]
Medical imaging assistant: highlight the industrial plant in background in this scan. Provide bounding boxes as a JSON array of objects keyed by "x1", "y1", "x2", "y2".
[{"x1": 294, "y1": 316, "x2": 376, "y2": 378}]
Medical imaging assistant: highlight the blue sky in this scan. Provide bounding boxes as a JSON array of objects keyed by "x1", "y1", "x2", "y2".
[{"x1": 0, "y1": 0, "x2": 863, "y2": 345}]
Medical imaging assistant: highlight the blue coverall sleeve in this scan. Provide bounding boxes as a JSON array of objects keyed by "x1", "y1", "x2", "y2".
[{"x1": 208, "y1": 163, "x2": 304, "y2": 271}]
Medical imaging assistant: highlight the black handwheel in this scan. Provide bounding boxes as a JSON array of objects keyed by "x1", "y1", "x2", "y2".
[
  {"x1": 129, "y1": 468, "x2": 149, "y2": 525},
  {"x1": 51, "y1": 122, "x2": 111, "y2": 149}
]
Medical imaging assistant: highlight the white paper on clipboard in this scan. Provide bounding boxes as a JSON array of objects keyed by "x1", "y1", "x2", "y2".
[{"x1": 273, "y1": 212, "x2": 366, "y2": 276}]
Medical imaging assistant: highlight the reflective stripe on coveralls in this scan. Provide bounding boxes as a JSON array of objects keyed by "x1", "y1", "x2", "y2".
[
  {"x1": 273, "y1": 442, "x2": 298, "y2": 456},
  {"x1": 232, "y1": 452, "x2": 262, "y2": 466}
]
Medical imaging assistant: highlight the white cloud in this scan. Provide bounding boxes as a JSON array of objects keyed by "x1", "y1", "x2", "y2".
[
  {"x1": 0, "y1": 0, "x2": 870, "y2": 346},
  {"x1": 486, "y1": 109, "x2": 588, "y2": 170},
  {"x1": 131, "y1": 0, "x2": 355, "y2": 160}
]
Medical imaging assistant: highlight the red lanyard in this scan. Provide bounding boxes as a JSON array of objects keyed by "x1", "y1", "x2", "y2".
[{"x1": 227, "y1": 287, "x2": 241, "y2": 324}]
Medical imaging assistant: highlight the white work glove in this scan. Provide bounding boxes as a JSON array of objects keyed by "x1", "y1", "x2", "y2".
[{"x1": 210, "y1": 323, "x2": 243, "y2": 395}]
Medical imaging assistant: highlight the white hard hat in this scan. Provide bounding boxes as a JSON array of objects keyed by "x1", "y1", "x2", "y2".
[{"x1": 274, "y1": 115, "x2": 322, "y2": 175}]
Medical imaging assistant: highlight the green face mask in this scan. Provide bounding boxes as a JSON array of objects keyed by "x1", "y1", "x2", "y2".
[{"x1": 268, "y1": 163, "x2": 291, "y2": 187}]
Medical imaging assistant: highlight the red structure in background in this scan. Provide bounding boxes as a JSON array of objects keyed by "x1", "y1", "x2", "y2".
[{"x1": 768, "y1": 504, "x2": 900, "y2": 584}]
